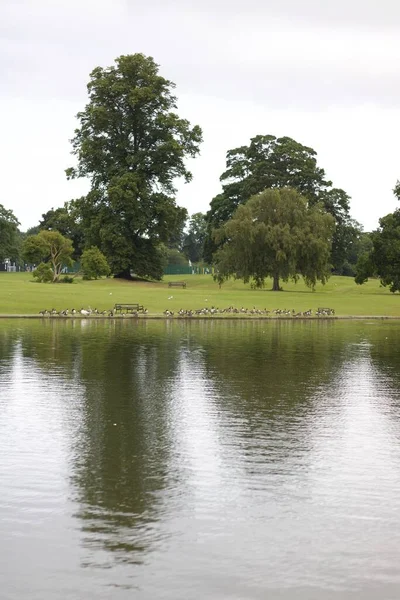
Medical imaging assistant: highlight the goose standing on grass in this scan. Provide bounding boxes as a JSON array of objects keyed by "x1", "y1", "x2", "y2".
[{"x1": 80, "y1": 308, "x2": 90, "y2": 316}]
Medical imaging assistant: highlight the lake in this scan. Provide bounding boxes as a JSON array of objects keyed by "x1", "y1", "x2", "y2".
[{"x1": 1, "y1": 319, "x2": 400, "y2": 599}]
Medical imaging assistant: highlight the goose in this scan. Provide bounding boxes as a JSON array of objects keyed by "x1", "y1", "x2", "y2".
[
  {"x1": 80, "y1": 308, "x2": 90, "y2": 316},
  {"x1": 71, "y1": 308, "x2": 76, "y2": 315}
]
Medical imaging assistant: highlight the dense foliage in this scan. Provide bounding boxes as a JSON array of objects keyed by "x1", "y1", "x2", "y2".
[
  {"x1": 66, "y1": 53, "x2": 202, "y2": 279},
  {"x1": 214, "y1": 188, "x2": 335, "y2": 290},
  {"x1": 355, "y1": 209, "x2": 400, "y2": 292}
]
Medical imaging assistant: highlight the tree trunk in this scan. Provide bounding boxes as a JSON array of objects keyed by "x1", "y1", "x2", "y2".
[
  {"x1": 272, "y1": 273, "x2": 281, "y2": 291},
  {"x1": 52, "y1": 260, "x2": 60, "y2": 282},
  {"x1": 114, "y1": 268, "x2": 132, "y2": 280}
]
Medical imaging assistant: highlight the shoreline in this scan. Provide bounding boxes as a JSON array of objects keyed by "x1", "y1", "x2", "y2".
[{"x1": 0, "y1": 314, "x2": 400, "y2": 321}]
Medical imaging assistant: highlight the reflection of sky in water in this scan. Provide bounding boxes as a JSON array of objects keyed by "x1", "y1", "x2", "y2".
[
  {"x1": 0, "y1": 342, "x2": 89, "y2": 599},
  {"x1": 2, "y1": 321, "x2": 400, "y2": 599}
]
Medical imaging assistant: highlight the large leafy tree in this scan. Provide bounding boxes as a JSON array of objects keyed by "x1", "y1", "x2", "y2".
[
  {"x1": 204, "y1": 135, "x2": 351, "y2": 269},
  {"x1": 0, "y1": 204, "x2": 20, "y2": 262},
  {"x1": 182, "y1": 212, "x2": 207, "y2": 263},
  {"x1": 214, "y1": 188, "x2": 335, "y2": 291},
  {"x1": 22, "y1": 230, "x2": 74, "y2": 282},
  {"x1": 66, "y1": 53, "x2": 202, "y2": 279}
]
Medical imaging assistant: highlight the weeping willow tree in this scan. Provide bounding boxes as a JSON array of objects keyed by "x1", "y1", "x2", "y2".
[{"x1": 213, "y1": 187, "x2": 335, "y2": 291}]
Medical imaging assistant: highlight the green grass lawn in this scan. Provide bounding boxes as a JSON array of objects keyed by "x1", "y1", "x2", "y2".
[{"x1": 0, "y1": 272, "x2": 399, "y2": 317}]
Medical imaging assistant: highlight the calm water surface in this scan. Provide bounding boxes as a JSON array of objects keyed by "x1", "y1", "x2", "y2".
[{"x1": 1, "y1": 319, "x2": 400, "y2": 599}]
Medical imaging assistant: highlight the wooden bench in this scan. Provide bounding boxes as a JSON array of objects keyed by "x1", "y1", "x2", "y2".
[
  {"x1": 168, "y1": 281, "x2": 187, "y2": 288},
  {"x1": 114, "y1": 303, "x2": 144, "y2": 314}
]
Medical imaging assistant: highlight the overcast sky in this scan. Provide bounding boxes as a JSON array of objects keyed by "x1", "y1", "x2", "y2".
[{"x1": 1, "y1": 0, "x2": 399, "y2": 230}]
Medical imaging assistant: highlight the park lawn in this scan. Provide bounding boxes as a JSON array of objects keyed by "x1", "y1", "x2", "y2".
[{"x1": 0, "y1": 272, "x2": 399, "y2": 317}]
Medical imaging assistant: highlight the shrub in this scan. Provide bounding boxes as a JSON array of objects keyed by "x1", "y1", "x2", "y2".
[
  {"x1": 32, "y1": 262, "x2": 53, "y2": 283},
  {"x1": 59, "y1": 275, "x2": 74, "y2": 283},
  {"x1": 81, "y1": 246, "x2": 111, "y2": 279}
]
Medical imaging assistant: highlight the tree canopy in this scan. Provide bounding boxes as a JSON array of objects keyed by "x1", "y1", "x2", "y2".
[
  {"x1": 204, "y1": 135, "x2": 351, "y2": 271},
  {"x1": 0, "y1": 204, "x2": 20, "y2": 262},
  {"x1": 355, "y1": 209, "x2": 400, "y2": 292},
  {"x1": 66, "y1": 53, "x2": 202, "y2": 279},
  {"x1": 213, "y1": 188, "x2": 335, "y2": 291},
  {"x1": 39, "y1": 205, "x2": 84, "y2": 260},
  {"x1": 22, "y1": 230, "x2": 74, "y2": 282},
  {"x1": 355, "y1": 182, "x2": 400, "y2": 292},
  {"x1": 81, "y1": 246, "x2": 110, "y2": 280}
]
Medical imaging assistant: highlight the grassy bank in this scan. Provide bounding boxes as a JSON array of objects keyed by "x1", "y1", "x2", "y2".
[{"x1": 0, "y1": 272, "x2": 399, "y2": 317}]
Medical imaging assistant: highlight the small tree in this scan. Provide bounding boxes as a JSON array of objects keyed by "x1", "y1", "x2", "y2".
[
  {"x1": 22, "y1": 230, "x2": 74, "y2": 282},
  {"x1": 39, "y1": 205, "x2": 84, "y2": 260},
  {"x1": 214, "y1": 188, "x2": 335, "y2": 290},
  {"x1": 81, "y1": 246, "x2": 111, "y2": 279}
]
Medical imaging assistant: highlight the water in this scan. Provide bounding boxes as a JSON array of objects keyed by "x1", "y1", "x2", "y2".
[{"x1": 1, "y1": 319, "x2": 400, "y2": 599}]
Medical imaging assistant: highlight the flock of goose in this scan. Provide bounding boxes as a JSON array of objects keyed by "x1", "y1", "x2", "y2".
[
  {"x1": 163, "y1": 306, "x2": 335, "y2": 317},
  {"x1": 39, "y1": 308, "x2": 126, "y2": 317},
  {"x1": 39, "y1": 306, "x2": 335, "y2": 318}
]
